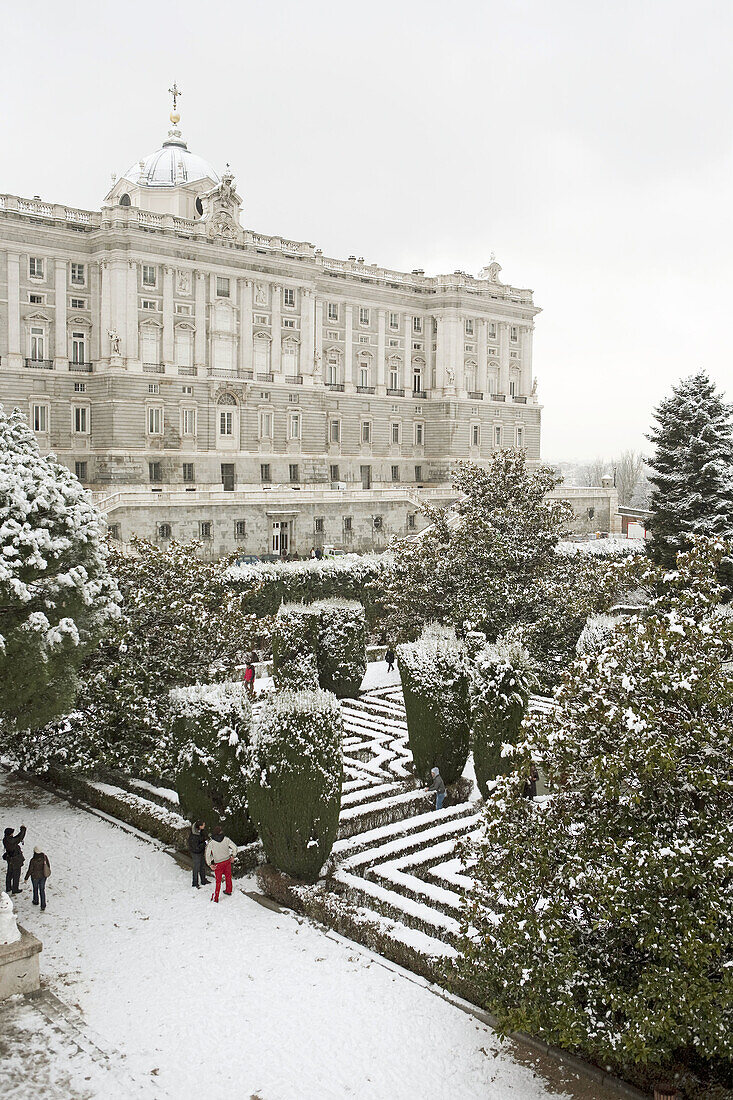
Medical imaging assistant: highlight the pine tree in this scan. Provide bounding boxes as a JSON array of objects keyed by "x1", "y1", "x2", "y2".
[
  {"x1": 647, "y1": 371, "x2": 733, "y2": 566},
  {"x1": 0, "y1": 406, "x2": 118, "y2": 733}
]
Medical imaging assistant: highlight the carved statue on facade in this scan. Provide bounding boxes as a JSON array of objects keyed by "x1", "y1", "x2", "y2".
[
  {"x1": 255, "y1": 284, "x2": 267, "y2": 306},
  {"x1": 108, "y1": 330, "x2": 121, "y2": 355},
  {"x1": 199, "y1": 171, "x2": 243, "y2": 243},
  {"x1": 446, "y1": 365, "x2": 455, "y2": 386},
  {"x1": 176, "y1": 270, "x2": 191, "y2": 295}
]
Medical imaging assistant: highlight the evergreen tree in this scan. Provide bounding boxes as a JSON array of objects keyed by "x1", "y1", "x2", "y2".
[
  {"x1": 647, "y1": 371, "x2": 733, "y2": 566},
  {"x1": 469, "y1": 637, "x2": 534, "y2": 799},
  {"x1": 0, "y1": 407, "x2": 118, "y2": 733}
]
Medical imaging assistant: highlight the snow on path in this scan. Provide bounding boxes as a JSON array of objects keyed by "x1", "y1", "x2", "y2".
[{"x1": 2, "y1": 771, "x2": 571, "y2": 1100}]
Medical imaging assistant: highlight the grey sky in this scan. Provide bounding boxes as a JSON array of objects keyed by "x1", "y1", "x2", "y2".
[{"x1": 4, "y1": 0, "x2": 732, "y2": 461}]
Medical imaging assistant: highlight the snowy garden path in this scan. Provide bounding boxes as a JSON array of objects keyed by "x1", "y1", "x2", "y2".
[{"x1": 1, "y1": 769, "x2": 605, "y2": 1100}]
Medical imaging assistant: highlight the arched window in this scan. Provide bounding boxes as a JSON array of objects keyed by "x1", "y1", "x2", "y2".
[
  {"x1": 158, "y1": 523, "x2": 172, "y2": 539},
  {"x1": 119, "y1": 193, "x2": 131, "y2": 207}
]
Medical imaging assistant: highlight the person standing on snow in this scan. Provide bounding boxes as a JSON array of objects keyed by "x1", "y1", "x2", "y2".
[
  {"x1": 243, "y1": 661, "x2": 256, "y2": 699},
  {"x1": 385, "y1": 647, "x2": 396, "y2": 673},
  {"x1": 24, "y1": 847, "x2": 51, "y2": 910},
  {"x1": 428, "y1": 767, "x2": 446, "y2": 810},
  {"x1": 205, "y1": 825, "x2": 238, "y2": 902},
  {"x1": 3, "y1": 824, "x2": 26, "y2": 894},
  {"x1": 188, "y1": 821, "x2": 210, "y2": 889}
]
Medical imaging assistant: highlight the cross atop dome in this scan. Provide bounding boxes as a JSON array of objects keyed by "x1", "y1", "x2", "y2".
[{"x1": 168, "y1": 81, "x2": 182, "y2": 126}]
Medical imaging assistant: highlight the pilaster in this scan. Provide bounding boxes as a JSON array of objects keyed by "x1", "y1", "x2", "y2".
[
  {"x1": 271, "y1": 285, "x2": 281, "y2": 375},
  {"x1": 477, "y1": 318, "x2": 487, "y2": 394},
  {"x1": 6, "y1": 253, "x2": 21, "y2": 367},
  {"x1": 194, "y1": 272, "x2": 207, "y2": 369},
  {"x1": 125, "y1": 260, "x2": 138, "y2": 364},
  {"x1": 100, "y1": 261, "x2": 112, "y2": 361},
  {"x1": 404, "y1": 313, "x2": 412, "y2": 391},
  {"x1": 376, "y1": 308, "x2": 386, "y2": 394},
  {"x1": 499, "y1": 322, "x2": 510, "y2": 396},
  {"x1": 312, "y1": 295, "x2": 323, "y2": 385},
  {"x1": 162, "y1": 266, "x2": 174, "y2": 366},
  {"x1": 344, "y1": 305, "x2": 353, "y2": 387},
  {"x1": 90, "y1": 261, "x2": 101, "y2": 363},
  {"x1": 301, "y1": 288, "x2": 314, "y2": 382},
  {"x1": 240, "y1": 278, "x2": 252, "y2": 375},
  {"x1": 54, "y1": 260, "x2": 68, "y2": 368}
]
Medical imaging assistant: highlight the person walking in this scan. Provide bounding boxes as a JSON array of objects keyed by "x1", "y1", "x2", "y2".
[
  {"x1": 3, "y1": 825, "x2": 26, "y2": 895},
  {"x1": 385, "y1": 647, "x2": 396, "y2": 673},
  {"x1": 188, "y1": 821, "x2": 209, "y2": 889},
  {"x1": 24, "y1": 847, "x2": 51, "y2": 911},
  {"x1": 522, "y1": 763, "x2": 539, "y2": 800},
  {"x1": 243, "y1": 661, "x2": 256, "y2": 699},
  {"x1": 429, "y1": 767, "x2": 446, "y2": 811},
  {"x1": 205, "y1": 825, "x2": 238, "y2": 902}
]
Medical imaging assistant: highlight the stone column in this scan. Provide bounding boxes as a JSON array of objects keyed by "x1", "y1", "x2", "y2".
[
  {"x1": 54, "y1": 260, "x2": 68, "y2": 368},
  {"x1": 376, "y1": 308, "x2": 386, "y2": 394},
  {"x1": 499, "y1": 322, "x2": 510, "y2": 396},
  {"x1": 240, "y1": 278, "x2": 252, "y2": 376},
  {"x1": 6, "y1": 253, "x2": 22, "y2": 368},
  {"x1": 434, "y1": 316, "x2": 445, "y2": 392},
  {"x1": 125, "y1": 260, "x2": 138, "y2": 363},
  {"x1": 162, "y1": 266, "x2": 174, "y2": 366},
  {"x1": 100, "y1": 261, "x2": 111, "y2": 361},
  {"x1": 108, "y1": 259, "x2": 128, "y2": 362},
  {"x1": 477, "y1": 318, "x2": 487, "y2": 395},
  {"x1": 194, "y1": 272, "x2": 207, "y2": 370},
  {"x1": 313, "y1": 295, "x2": 323, "y2": 384},
  {"x1": 270, "y1": 285, "x2": 281, "y2": 376},
  {"x1": 344, "y1": 305, "x2": 353, "y2": 387},
  {"x1": 522, "y1": 324, "x2": 534, "y2": 396},
  {"x1": 90, "y1": 262, "x2": 101, "y2": 363},
  {"x1": 404, "y1": 313, "x2": 412, "y2": 393},
  {"x1": 301, "y1": 288, "x2": 314, "y2": 381}
]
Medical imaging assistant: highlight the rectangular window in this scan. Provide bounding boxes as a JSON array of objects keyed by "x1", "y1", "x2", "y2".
[
  {"x1": 182, "y1": 463, "x2": 195, "y2": 482},
  {"x1": 29, "y1": 257, "x2": 44, "y2": 279},
  {"x1": 344, "y1": 516, "x2": 353, "y2": 532},
  {"x1": 70, "y1": 297, "x2": 86, "y2": 309},
  {"x1": 70, "y1": 263, "x2": 85, "y2": 285},
  {"x1": 182, "y1": 385, "x2": 193, "y2": 394},
  {"x1": 407, "y1": 513, "x2": 416, "y2": 529},
  {"x1": 175, "y1": 303, "x2": 193, "y2": 315},
  {"x1": 149, "y1": 462, "x2": 162, "y2": 482},
  {"x1": 30, "y1": 327, "x2": 45, "y2": 361},
  {"x1": 414, "y1": 422, "x2": 424, "y2": 446},
  {"x1": 260, "y1": 464, "x2": 271, "y2": 482},
  {"x1": 330, "y1": 464, "x2": 340, "y2": 482},
  {"x1": 75, "y1": 461, "x2": 87, "y2": 480},
  {"x1": 391, "y1": 422, "x2": 401, "y2": 444},
  {"x1": 359, "y1": 365, "x2": 370, "y2": 387},
  {"x1": 359, "y1": 307, "x2": 370, "y2": 325},
  {"x1": 330, "y1": 420, "x2": 340, "y2": 444},
  {"x1": 108, "y1": 524, "x2": 120, "y2": 540},
  {"x1": 216, "y1": 276, "x2": 230, "y2": 298},
  {"x1": 288, "y1": 412, "x2": 301, "y2": 440},
  {"x1": 465, "y1": 318, "x2": 474, "y2": 336},
  {"x1": 509, "y1": 379, "x2": 517, "y2": 397},
  {"x1": 141, "y1": 299, "x2": 158, "y2": 311},
  {"x1": 391, "y1": 465, "x2": 400, "y2": 482},
  {"x1": 234, "y1": 520, "x2": 246, "y2": 539},
  {"x1": 32, "y1": 404, "x2": 48, "y2": 432},
  {"x1": 219, "y1": 410, "x2": 233, "y2": 436},
  {"x1": 283, "y1": 287, "x2": 295, "y2": 308},
  {"x1": 283, "y1": 319, "x2": 295, "y2": 329},
  {"x1": 148, "y1": 383, "x2": 159, "y2": 394},
  {"x1": 142, "y1": 265, "x2": 156, "y2": 287},
  {"x1": 412, "y1": 342, "x2": 422, "y2": 351},
  {"x1": 412, "y1": 316, "x2": 422, "y2": 333},
  {"x1": 147, "y1": 406, "x2": 163, "y2": 435},
  {"x1": 327, "y1": 302, "x2": 339, "y2": 321},
  {"x1": 73, "y1": 406, "x2": 88, "y2": 434},
  {"x1": 472, "y1": 424, "x2": 481, "y2": 447},
  {"x1": 415, "y1": 465, "x2": 423, "y2": 481},
  {"x1": 289, "y1": 463, "x2": 299, "y2": 482},
  {"x1": 315, "y1": 517, "x2": 324, "y2": 533},
  {"x1": 29, "y1": 293, "x2": 44, "y2": 305},
  {"x1": 516, "y1": 426, "x2": 524, "y2": 449},
  {"x1": 199, "y1": 521, "x2": 212, "y2": 539},
  {"x1": 388, "y1": 338, "x2": 399, "y2": 347},
  {"x1": 74, "y1": 382, "x2": 86, "y2": 393},
  {"x1": 181, "y1": 408, "x2": 197, "y2": 435},
  {"x1": 259, "y1": 411, "x2": 273, "y2": 439},
  {"x1": 494, "y1": 425, "x2": 502, "y2": 447},
  {"x1": 510, "y1": 326, "x2": 518, "y2": 342},
  {"x1": 359, "y1": 335, "x2": 370, "y2": 345},
  {"x1": 389, "y1": 312, "x2": 399, "y2": 329},
  {"x1": 361, "y1": 421, "x2": 371, "y2": 444}
]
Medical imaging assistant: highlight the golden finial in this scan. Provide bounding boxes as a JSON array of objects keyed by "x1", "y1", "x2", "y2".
[{"x1": 168, "y1": 81, "x2": 182, "y2": 126}]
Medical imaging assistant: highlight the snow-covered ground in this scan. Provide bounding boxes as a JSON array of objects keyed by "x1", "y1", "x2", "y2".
[{"x1": 1, "y1": 769, "x2": 590, "y2": 1100}]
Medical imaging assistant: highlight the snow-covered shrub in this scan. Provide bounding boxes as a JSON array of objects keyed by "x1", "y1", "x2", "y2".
[
  {"x1": 397, "y1": 624, "x2": 470, "y2": 784},
  {"x1": 314, "y1": 599, "x2": 367, "y2": 699},
  {"x1": 0, "y1": 407, "x2": 118, "y2": 733},
  {"x1": 169, "y1": 681, "x2": 254, "y2": 844},
  {"x1": 469, "y1": 638, "x2": 535, "y2": 799},
  {"x1": 455, "y1": 538, "x2": 733, "y2": 1089},
  {"x1": 574, "y1": 612, "x2": 624, "y2": 658},
  {"x1": 272, "y1": 604, "x2": 320, "y2": 690},
  {"x1": 246, "y1": 689, "x2": 343, "y2": 882}
]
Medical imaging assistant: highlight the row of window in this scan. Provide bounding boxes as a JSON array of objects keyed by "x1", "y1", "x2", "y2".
[
  {"x1": 28, "y1": 258, "x2": 86, "y2": 285},
  {"x1": 32, "y1": 403, "x2": 89, "y2": 434}
]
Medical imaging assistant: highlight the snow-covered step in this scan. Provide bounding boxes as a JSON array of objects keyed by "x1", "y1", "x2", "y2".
[
  {"x1": 334, "y1": 869, "x2": 461, "y2": 945},
  {"x1": 333, "y1": 801, "x2": 477, "y2": 857}
]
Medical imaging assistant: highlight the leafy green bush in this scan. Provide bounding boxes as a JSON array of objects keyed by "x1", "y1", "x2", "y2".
[
  {"x1": 246, "y1": 689, "x2": 343, "y2": 882},
  {"x1": 169, "y1": 681, "x2": 254, "y2": 845},
  {"x1": 469, "y1": 637, "x2": 534, "y2": 799},
  {"x1": 397, "y1": 624, "x2": 470, "y2": 785}
]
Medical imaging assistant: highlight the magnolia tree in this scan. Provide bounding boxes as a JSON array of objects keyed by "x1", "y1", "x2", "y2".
[
  {"x1": 0, "y1": 407, "x2": 118, "y2": 733},
  {"x1": 246, "y1": 689, "x2": 343, "y2": 882},
  {"x1": 454, "y1": 539, "x2": 733, "y2": 1089}
]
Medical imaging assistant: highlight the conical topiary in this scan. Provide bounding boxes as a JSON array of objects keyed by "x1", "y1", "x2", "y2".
[
  {"x1": 169, "y1": 681, "x2": 254, "y2": 844},
  {"x1": 315, "y1": 599, "x2": 367, "y2": 698},
  {"x1": 397, "y1": 624, "x2": 470, "y2": 785},
  {"x1": 469, "y1": 638, "x2": 534, "y2": 799},
  {"x1": 246, "y1": 689, "x2": 343, "y2": 882},
  {"x1": 271, "y1": 604, "x2": 319, "y2": 690}
]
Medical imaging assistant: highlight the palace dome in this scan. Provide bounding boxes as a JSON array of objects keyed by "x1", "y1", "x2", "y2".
[{"x1": 121, "y1": 132, "x2": 220, "y2": 189}]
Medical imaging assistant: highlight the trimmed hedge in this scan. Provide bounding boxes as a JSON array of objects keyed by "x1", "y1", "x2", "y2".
[
  {"x1": 169, "y1": 681, "x2": 255, "y2": 845},
  {"x1": 271, "y1": 605, "x2": 320, "y2": 691},
  {"x1": 469, "y1": 639, "x2": 534, "y2": 799},
  {"x1": 246, "y1": 689, "x2": 343, "y2": 882},
  {"x1": 397, "y1": 625, "x2": 470, "y2": 785},
  {"x1": 272, "y1": 600, "x2": 367, "y2": 699}
]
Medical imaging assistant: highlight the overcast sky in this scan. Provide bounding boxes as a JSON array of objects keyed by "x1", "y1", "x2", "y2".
[{"x1": 3, "y1": 0, "x2": 732, "y2": 462}]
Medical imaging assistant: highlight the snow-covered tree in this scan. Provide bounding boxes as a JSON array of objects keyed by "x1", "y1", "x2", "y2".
[
  {"x1": 454, "y1": 538, "x2": 733, "y2": 1088},
  {"x1": 647, "y1": 371, "x2": 733, "y2": 566},
  {"x1": 0, "y1": 407, "x2": 118, "y2": 733},
  {"x1": 469, "y1": 636, "x2": 535, "y2": 799}
]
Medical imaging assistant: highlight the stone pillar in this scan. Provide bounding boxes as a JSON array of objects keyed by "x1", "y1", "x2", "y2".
[
  {"x1": 194, "y1": 272, "x2": 207, "y2": 370},
  {"x1": 90, "y1": 262, "x2": 101, "y2": 363},
  {"x1": 499, "y1": 322, "x2": 510, "y2": 396},
  {"x1": 301, "y1": 289, "x2": 314, "y2": 380},
  {"x1": 240, "y1": 278, "x2": 252, "y2": 375},
  {"x1": 522, "y1": 324, "x2": 534, "y2": 396},
  {"x1": 271, "y1": 285, "x2": 281, "y2": 375},
  {"x1": 100, "y1": 261, "x2": 111, "y2": 361},
  {"x1": 125, "y1": 260, "x2": 138, "y2": 363},
  {"x1": 477, "y1": 318, "x2": 487, "y2": 394},
  {"x1": 162, "y1": 266, "x2": 174, "y2": 366},
  {"x1": 404, "y1": 313, "x2": 412, "y2": 392},
  {"x1": 54, "y1": 260, "x2": 68, "y2": 368},
  {"x1": 313, "y1": 295, "x2": 323, "y2": 383},
  {"x1": 376, "y1": 308, "x2": 386, "y2": 394},
  {"x1": 344, "y1": 305, "x2": 353, "y2": 387},
  {"x1": 434, "y1": 316, "x2": 445, "y2": 392},
  {"x1": 6, "y1": 253, "x2": 21, "y2": 367}
]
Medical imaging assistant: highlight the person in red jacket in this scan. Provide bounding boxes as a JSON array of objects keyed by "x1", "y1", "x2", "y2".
[{"x1": 243, "y1": 661, "x2": 256, "y2": 699}]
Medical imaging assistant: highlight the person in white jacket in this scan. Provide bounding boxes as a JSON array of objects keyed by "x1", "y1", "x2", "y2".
[{"x1": 205, "y1": 825, "x2": 238, "y2": 902}]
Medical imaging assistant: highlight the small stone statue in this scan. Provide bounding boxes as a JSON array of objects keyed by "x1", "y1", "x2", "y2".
[
  {"x1": 531, "y1": 376, "x2": 538, "y2": 395},
  {"x1": 108, "y1": 330, "x2": 121, "y2": 356},
  {"x1": 446, "y1": 365, "x2": 455, "y2": 386},
  {"x1": 0, "y1": 891, "x2": 20, "y2": 945}
]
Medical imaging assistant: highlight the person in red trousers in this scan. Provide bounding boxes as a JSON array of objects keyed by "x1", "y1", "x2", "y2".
[{"x1": 205, "y1": 826, "x2": 238, "y2": 902}]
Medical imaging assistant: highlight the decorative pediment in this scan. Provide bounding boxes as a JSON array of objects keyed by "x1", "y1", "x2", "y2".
[
  {"x1": 200, "y1": 171, "x2": 243, "y2": 243},
  {"x1": 140, "y1": 316, "x2": 163, "y2": 329},
  {"x1": 67, "y1": 315, "x2": 92, "y2": 328},
  {"x1": 253, "y1": 330, "x2": 272, "y2": 342},
  {"x1": 26, "y1": 310, "x2": 51, "y2": 323},
  {"x1": 174, "y1": 319, "x2": 196, "y2": 331}
]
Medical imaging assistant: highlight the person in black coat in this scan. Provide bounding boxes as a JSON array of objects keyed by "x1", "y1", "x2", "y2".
[
  {"x1": 385, "y1": 647, "x2": 396, "y2": 673},
  {"x1": 3, "y1": 825, "x2": 26, "y2": 894},
  {"x1": 188, "y1": 821, "x2": 210, "y2": 889}
]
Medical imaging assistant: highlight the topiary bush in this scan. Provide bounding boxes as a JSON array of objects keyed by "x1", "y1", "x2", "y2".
[
  {"x1": 169, "y1": 681, "x2": 255, "y2": 845},
  {"x1": 272, "y1": 604, "x2": 320, "y2": 691},
  {"x1": 315, "y1": 599, "x2": 367, "y2": 698},
  {"x1": 469, "y1": 637, "x2": 535, "y2": 799},
  {"x1": 246, "y1": 689, "x2": 343, "y2": 882},
  {"x1": 397, "y1": 624, "x2": 470, "y2": 785}
]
